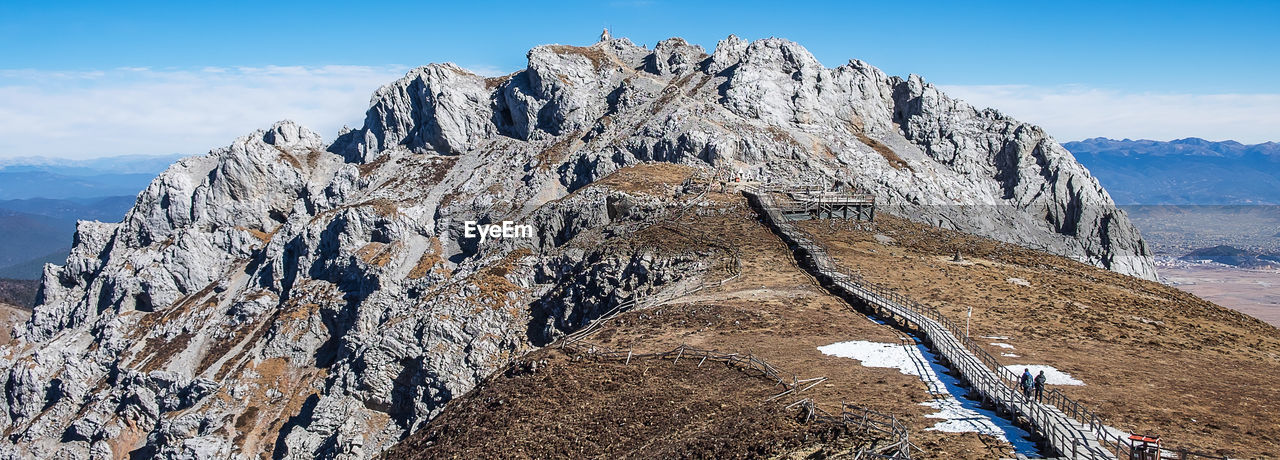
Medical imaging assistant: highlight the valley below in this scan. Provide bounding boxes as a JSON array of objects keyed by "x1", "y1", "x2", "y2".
[
  {"x1": 1158, "y1": 263, "x2": 1280, "y2": 327},
  {"x1": 1116, "y1": 205, "x2": 1280, "y2": 327}
]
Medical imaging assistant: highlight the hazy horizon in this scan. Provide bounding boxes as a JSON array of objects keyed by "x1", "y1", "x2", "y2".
[{"x1": 2, "y1": 1, "x2": 1279, "y2": 159}]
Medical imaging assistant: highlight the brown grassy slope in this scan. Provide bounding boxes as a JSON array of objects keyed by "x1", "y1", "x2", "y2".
[
  {"x1": 798, "y1": 214, "x2": 1280, "y2": 458},
  {"x1": 382, "y1": 349, "x2": 876, "y2": 459},
  {"x1": 579, "y1": 195, "x2": 1006, "y2": 459},
  {"x1": 588, "y1": 162, "x2": 695, "y2": 195},
  {"x1": 388, "y1": 170, "x2": 1010, "y2": 459},
  {"x1": 0, "y1": 302, "x2": 30, "y2": 346}
]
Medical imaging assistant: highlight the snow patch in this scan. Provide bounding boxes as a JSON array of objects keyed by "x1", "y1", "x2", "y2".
[
  {"x1": 816, "y1": 341, "x2": 929, "y2": 378},
  {"x1": 921, "y1": 398, "x2": 1006, "y2": 436},
  {"x1": 1003, "y1": 365, "x2": 1086, "y2": 386},
  {"x1": 819, "y1": 341, "x2": 1010, "y2": 441},
  {"x1": 1001, "y1": 353, "x2": 1020, "y2": 358},
  {"x1": 990, "y1": 342, "x2": 1015, "y2": 349},
  {"x1": 980, "y1": 335, "x2": 1009, "y2": 340}
]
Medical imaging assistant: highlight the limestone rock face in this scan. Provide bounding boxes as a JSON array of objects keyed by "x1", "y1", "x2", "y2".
[
  {"x1": 337, "y1": 64, "x2": 497, "y2": 161},
  {"x1": 0, "y1": 35, "x2": 1154, "y2": 460}
]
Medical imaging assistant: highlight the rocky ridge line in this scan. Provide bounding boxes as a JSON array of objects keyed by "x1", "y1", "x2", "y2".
[{"x1": 0, "y1": 34, "x2": 1153, "y2": 460}]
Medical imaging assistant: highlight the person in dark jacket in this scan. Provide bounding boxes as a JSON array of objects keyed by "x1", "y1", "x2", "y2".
[
  {"x1": 1020, "y1": 368, "x2": 1033, "y2": 399},
  {"x1": 1034, "y1": 371, "x2": 1047, "y2": 402}
]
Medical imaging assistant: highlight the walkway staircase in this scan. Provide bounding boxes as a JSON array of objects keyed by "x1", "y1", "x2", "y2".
[{"x1": 747, "y1": 189, "x2": 1118, "y2": 460}]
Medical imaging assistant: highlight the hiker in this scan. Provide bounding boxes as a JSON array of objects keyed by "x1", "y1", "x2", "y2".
[
  {"x1": 1020, "y1": 368, "x2": 1033, "y2": 399},
  {"x1": 1034, "y1": 371, "x2": 1047, "y2": 402}
]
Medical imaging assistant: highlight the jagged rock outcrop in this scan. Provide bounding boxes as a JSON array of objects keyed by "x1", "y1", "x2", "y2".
[{"x1": 0, "y1": 34, "x2": 1155, "y2": 460}]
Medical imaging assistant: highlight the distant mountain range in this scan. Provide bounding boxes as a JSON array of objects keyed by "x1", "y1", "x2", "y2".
[
  {"x1": 0, "y1": 154, "x2": 182, "y2": 200},
  {"x1": 1065, "y1": 138, "x2": 1280, "y2": 205},
  {"x1": 4, "y1": 139, "x2": 1279, "y2": 279},
  {"x1": 0, "y1": 196, "x2": 139, "y2": 279},
  {"x1": 0, "y1": 154, "x2": 178, "y2": 278},
  {"x1": 0, "y1": 154, "x2": 185, "y2": 174}
]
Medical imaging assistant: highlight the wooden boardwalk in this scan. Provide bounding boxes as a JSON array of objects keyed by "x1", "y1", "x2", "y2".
[
  {"x1": 761, "y1": 185, "x2": 877, "y2": 221},
  {"x1": 747, "y1": 189, "x2": 1118, "y2": 460}
]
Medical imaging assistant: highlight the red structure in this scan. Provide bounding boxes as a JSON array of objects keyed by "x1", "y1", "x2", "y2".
[{"x1": 1128, "y1": 434, "x2": 1161, "y2": 460}]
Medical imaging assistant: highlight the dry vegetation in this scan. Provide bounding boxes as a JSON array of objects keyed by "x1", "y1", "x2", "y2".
[
  {"x1": 845, "y1": 117, "x2": 911, "y2": 171},
  {"x1": 381, "y1": 349, "x2": 877, "y2": 459},
  {"x1": 357, "y1": 242, "x2": 397, "y2": 267},
  {"x1": 407, "y1": 184, "x2": 1012, "y2": 459},
  {"x1": 0, "y1": 302, "x2": 31, "y2": 346},
  {"x1": 587, "y1": 162, "x2": 694, "y2": 195},
  {"x1": 227, "y1": 358, "x2": 328, "y2": 458},
  {"x1": 468, "y1": 248, "x2": 532, "y2": 308},
  {"x1": 484, "y1": 73, "x2": 515, "y2": 90},
  {"x1": 647, "y1": 73, "x2": 699, "y2": 116},
  {"x1": 798, "y1": 214, "x2": 1280, "y2": 457},
  {"x1": 359, "y1": 153, "x2": 392, "y2": 177},
  {"x1": 356, "y1": 198, "x2": 401, "y2": 218},
  {"x1": 765, "y1": 125, "x2": 803, "y2": 150},
  {"x1": 407, "y1": 238, "x2": 446, "y2": 280},
  {"x1": 274, "y1": 147, "x2": 304, "y2": 170},
  {"x1": 580, "y1": 195, "x2": 1007, "y2": 458},
  {"x1": 235, "y1": 225, "x2": 274, "y2": 244},
  {"x1": 546, "y1": 45, "x2": 610, "y2": 70},
  {"x1": 410, "y1": 174, "x2": 1277, "y2": 457},
  {"x1": 856, "y1": 132, "x2": 911, "y2": 171},
  {"x1": 137, "y1": 332, "x2": 194, "y2": 373},
  {"x1": 535, "y1": 131, "x2": 581, "y2": 170}
]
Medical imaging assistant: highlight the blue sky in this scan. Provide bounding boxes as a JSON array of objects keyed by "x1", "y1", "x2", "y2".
[{"x1": 2, "y1": 0, "x2": 1278, "y2": 158}]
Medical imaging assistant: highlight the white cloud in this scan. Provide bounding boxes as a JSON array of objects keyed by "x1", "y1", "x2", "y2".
[
  {"x1": 0, "y1": 65, "x2": 413, "y2": 159},
  {"x1": 5, "y1": 67, "x2": 1276, "y2": 160},
  {"x1": 938, "y1": 84, "x2": 1280, "y2": 144}
]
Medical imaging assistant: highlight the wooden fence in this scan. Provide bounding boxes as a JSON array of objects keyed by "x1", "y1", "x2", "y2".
[
  {"x1": 551, "y1": 184, "x2": 913, "y2": 457},
  {"x1": 749, "y1": 189, "x2": 1106, "y2": 458},
  {"x1": 746, "y1": 188, "x2": 1229, "y2": 460},
  {"x1": 1043, "y1": 389, "x2": 1229, "y2": 460}
]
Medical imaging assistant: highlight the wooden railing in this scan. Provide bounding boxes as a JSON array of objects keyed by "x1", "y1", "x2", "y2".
[
  {"x1": 1043, "y1": 389, "x2": 1227, "y2": 460},
  {"x1": 746, "y1": 187, "x2": 1228, "y2": 460},
  {"x1": 548, "y1": 187, "x2": 913, "y2": 457},
  {"x1": 747, "y1": 188, "x2": 1112, "y2": 459}
]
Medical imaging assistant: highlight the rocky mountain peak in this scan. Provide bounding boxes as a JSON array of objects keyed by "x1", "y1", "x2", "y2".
[{"x1": 0, "y1": 35, "x2": 1156, "y2": 459}]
